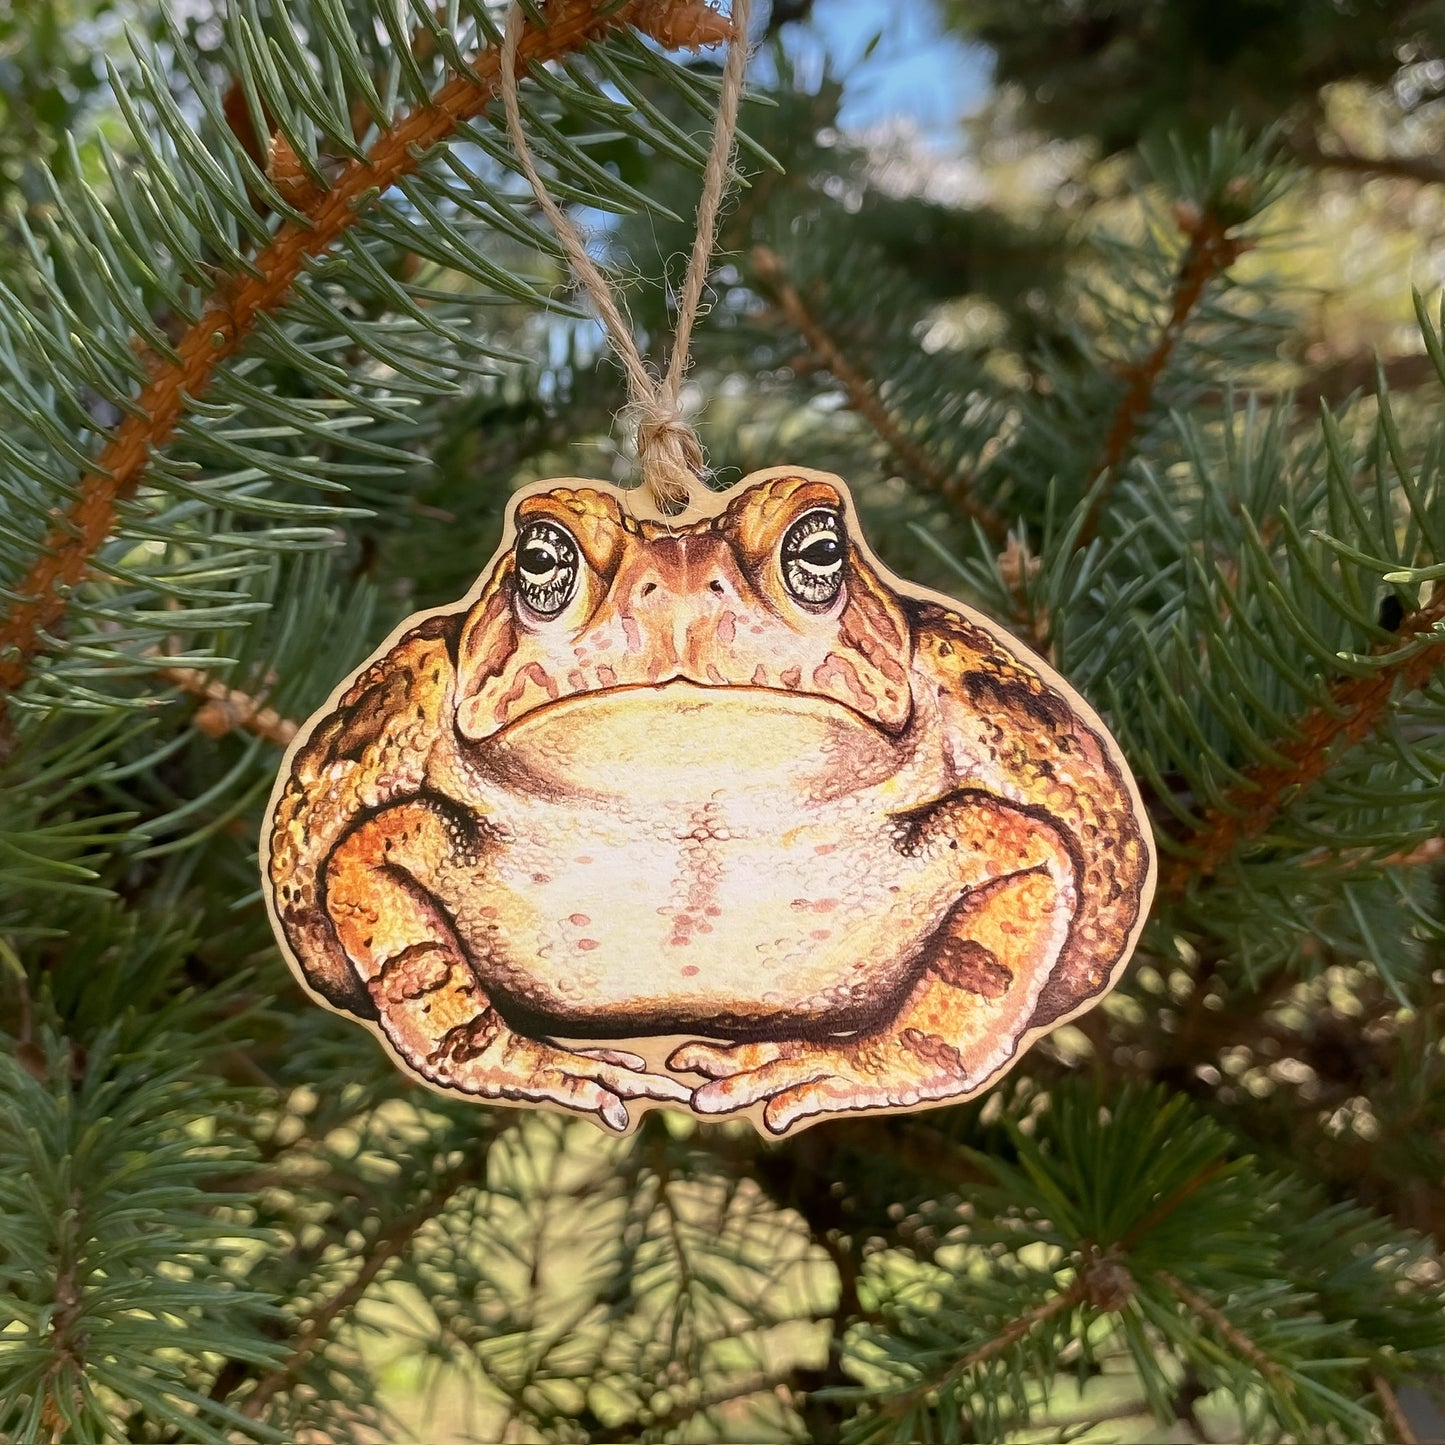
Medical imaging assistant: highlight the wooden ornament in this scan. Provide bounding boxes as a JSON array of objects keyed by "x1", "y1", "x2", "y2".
[{"x1": 262, "y1": 468, "x2": 1156, "y2": 1136}]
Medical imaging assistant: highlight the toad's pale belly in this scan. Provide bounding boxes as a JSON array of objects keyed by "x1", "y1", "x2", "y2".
[{"x1": 440, "y1": 686, "x2": 966, "y2": 1035}]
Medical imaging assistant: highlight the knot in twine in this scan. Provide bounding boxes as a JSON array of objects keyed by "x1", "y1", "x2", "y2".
[
  {"x1": 500, "y1": 0, "x2": 753, "y2": 517},
  {"x1": 632, "y1": 407, "x2": 705, "y2": 514}
]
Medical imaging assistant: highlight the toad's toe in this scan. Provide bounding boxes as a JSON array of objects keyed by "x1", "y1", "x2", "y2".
[
  {"x1": 690, "y1": 1055, "x2": 831, "y2": 1116},
  {"x1": 667, "y1": 1039, "x2": 789, "y2": 1078}
]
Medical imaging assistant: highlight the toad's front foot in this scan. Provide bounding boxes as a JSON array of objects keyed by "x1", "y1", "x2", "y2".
[
  {"x1": 670, "y1": 1032, "x2": 976, "y2": 1136},
  {"x1": 416, "y1": 1010, "x2": 693, "y2": 1132}
]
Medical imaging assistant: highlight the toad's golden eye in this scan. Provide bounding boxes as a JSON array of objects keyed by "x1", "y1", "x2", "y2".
[
  {"x1": 780, "y1": 508, "x2": 845, "y2": 608},
  {"x1": 515, "y1": 519, "x2": 580, "y2": 618}
]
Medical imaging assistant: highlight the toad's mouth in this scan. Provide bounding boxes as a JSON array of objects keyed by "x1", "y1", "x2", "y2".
[{"x1": 475, "y1": 680, "x2": 913, "y2": 803}]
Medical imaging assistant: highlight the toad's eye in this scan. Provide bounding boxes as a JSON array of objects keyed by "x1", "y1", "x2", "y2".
[
  {"x1": 780, "y1": 508, "x2": 845, "y2": 608},
  {"x1": 515, "y1": 519, "x2": 580, "y2": 618}
]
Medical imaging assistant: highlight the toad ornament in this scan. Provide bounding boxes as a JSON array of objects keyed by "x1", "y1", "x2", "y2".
[{"x1": 262, "y1": 468, "x2": 1155, "y2": 1136}]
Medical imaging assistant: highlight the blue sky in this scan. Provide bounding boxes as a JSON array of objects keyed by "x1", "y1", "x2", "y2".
[{"x1": 792, "y1": 0, "x2": 992, "y2": 136}]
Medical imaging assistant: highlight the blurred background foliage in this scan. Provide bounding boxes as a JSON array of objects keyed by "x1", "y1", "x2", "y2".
[{"x1": 3, "y1": 0, "x2": 1445, "y2": 1440}]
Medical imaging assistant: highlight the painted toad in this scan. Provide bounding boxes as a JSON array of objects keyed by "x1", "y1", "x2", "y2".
[{"x1": 263, "y1": 468, "x2": 1155, "y2": 1135}]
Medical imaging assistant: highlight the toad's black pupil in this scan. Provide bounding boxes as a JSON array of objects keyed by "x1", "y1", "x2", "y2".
[
  {"x1": 520, "y1": 545, "x2": 555, "y2": 575},
  {"x1": 800, "y1": 537, "x2": 840, "y2": 566}
]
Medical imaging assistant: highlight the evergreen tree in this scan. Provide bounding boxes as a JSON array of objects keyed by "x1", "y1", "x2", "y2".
[
  {"x1": 942, "y1": 0, "x2": 1445, "y2": 166},
  {"x1": 1, "y1": 1, "x2": 1444, "y2": 1442}
]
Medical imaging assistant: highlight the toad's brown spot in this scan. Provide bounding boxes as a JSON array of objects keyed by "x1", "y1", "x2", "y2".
[
  {"x1": 493, "y1": 660, "x2": 558, "y2": 722},
  {"x1": 377, "y1": 945, "x2": 452, "y2": 1002},
  {"x1": 813, "y1": 653, "x2": 875, "y2": 713},
  {"x1": 790, "y1": 897, "x2": 839, "y2": 914},
  {"x1": 931, "y1": 938, "x2": 1012, "y2": 999},
  {"x1": 902, "y1": 1028, "x2": 966, "y2": 1073}
]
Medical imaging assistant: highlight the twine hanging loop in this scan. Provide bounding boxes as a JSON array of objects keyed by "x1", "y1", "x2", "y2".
[{"x1": 499, "y1": 0, "x2": 753, "y2": 515}]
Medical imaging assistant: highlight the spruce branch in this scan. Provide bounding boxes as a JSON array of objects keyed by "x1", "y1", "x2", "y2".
[
  {"x1": 1303, "y1": 836, "x2": 1445, "y2": 871},
  {"x1": 1164, "y1": 585, "x2": 1445, "y2": 894},
  {"x1": 1119, "y1": 1159, "x2": 1231, "y2": 1251},
  {"x1": 1154, "y1": 1270, "x2": 1293, "y2": 1394},
  {"x1": 877, "y1": 1274, "x2": 1091, "y2": 1424},
  {"x1": 1378, "y1": 837, "x2": 1445, "y2": 869},
  {"x1": 1371, "y1": 1371, "x2": 1419, "y2": 1445},
  {"x1": 0, "y1": 0, "x2": 717, "y2": 726},
  {"x1": 158, "y1": 665, "x2": 297, "y2": 748},
  {"x1": 1078, "y1": 205, "x2": 1248, "y2": 544},
  {"x1": 37, "y1": 1257, "x2": 84, "y2": 1445},
  {"x1": 629, "y1": 1368, "x2": 804, "y2": 1434},
  {"x1": 750, "y1": 244, "x2": 1007, "y2": 539},
  {"x1": 754, "y1": 1138, "x2": 872, "y2": 1442},
  {"x1": 1289, "y1": 135, "x2": 1445, "y2": 189},
  {"x1": 0, "y1": 1027, "x2": 283, "y2": 1445},
  {"x1": 239, "y1": 1157, "x2": 479, "y2": 1419}
]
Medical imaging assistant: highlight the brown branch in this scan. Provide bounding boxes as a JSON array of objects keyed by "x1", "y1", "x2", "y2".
[
  {"x1": 1377, "y1": 836, "x2": 1445, "y2": 869},
  {"x1": 1120, "y1": 1160, "x2": 1230, "y2": 1252},
  {"x1": 1164, "y1": 587, "x2": 1445, "y2": 894},
  {"x1": 239, "y1": 1160, "x2": 477, "y2": 1418},
  {"x1": 1155, "y1": 1270, "x2": 1292, "y2": 1393},
  {"x1": 749, "y1": 244, "x2": 1007, "y2": 540},
  {"x1": 1372, "y1": 1371, "x2": 1419, "y2": 1445},
  {"x1": 644, "y1": 1370, "x2": 804, "y2": 1433},
  {"x1": 879, "y1": 1275, "x2": 1089, "y2": 1422},
  {"x1": 1301, "y1": 836, "x2": 1445, "y2": 871},
  {"x1": 1290, "y1": 136, "x2": 1445, "y2": 189},
  {"x1": 1077, "y1": 206, "x2": 1248, "y2": 545},
  {"x1": 157, "y1": 665, "x2": 297, "y2": 747},
  {"x1": 0, "y1": 0, "x2": 720, "y2": 724},
  {"x1": 36, "y1": 1180, "x2": 93, "y2": 1442},
  {"x1": 1295, "y1": 351, "x2": 1438, "y2": 410},
  {"x1": 1190, "y1": 352, "x2": 1440, "y2": 418},
  {"x1": 39, "y1": 1261, "x2": 86, "y2": 1444}
]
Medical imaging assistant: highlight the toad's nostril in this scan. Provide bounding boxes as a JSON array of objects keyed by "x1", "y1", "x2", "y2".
[
  {"x1": 708, "y1": 579, "x2": 726, "y2": 596},
  {"x1": 640, "y1": 581, "x2": 658, "y2": 598}
]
